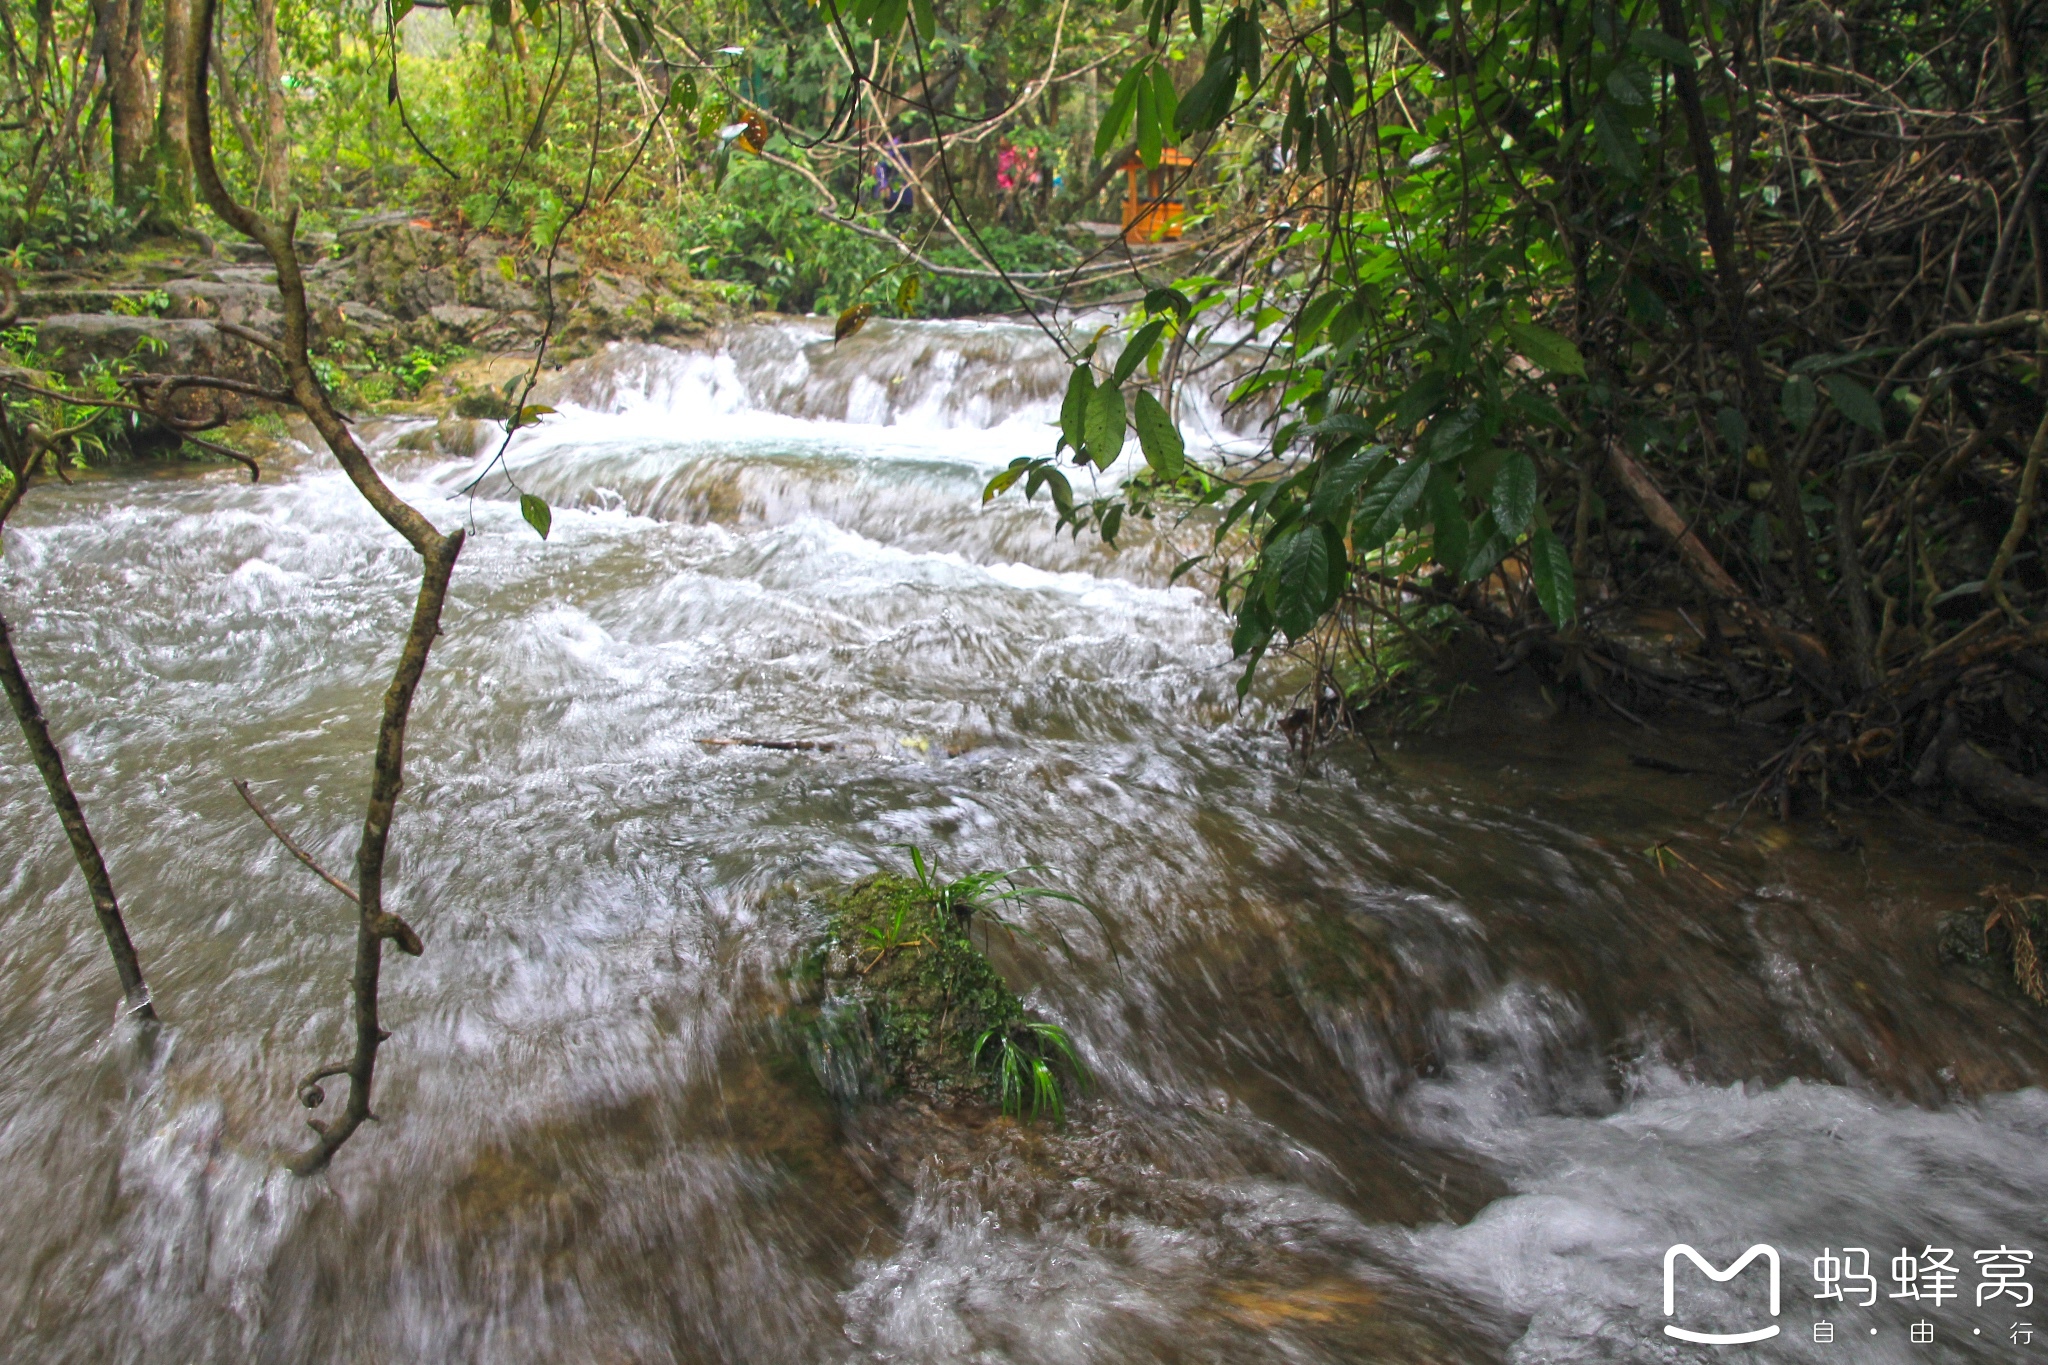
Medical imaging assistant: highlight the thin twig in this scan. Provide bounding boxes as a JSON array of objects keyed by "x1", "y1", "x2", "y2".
[{"x1": 233, "y1": 779, "x2": 358, "y2": 903}]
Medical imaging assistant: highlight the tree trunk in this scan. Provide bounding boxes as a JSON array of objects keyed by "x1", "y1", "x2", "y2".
[
  {"x1": 153, "y1": 0, "x2": 194, "y2": 222},
  {"x1": 251, "y1": 0, "x2": 289, "y2": 209},
  {"x1": 94, "y1": 0, "x2": 154, "y2": 219}
]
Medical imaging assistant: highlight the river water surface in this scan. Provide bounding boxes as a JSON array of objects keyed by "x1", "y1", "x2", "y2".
[{"x1": 2, "y1": 318, "x2": 2045, "y2": 1363}]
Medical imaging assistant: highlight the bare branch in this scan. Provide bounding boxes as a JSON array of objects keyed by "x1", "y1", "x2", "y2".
[{"x1": 232, "y1": 778, "x2": 358, "y2": 903}]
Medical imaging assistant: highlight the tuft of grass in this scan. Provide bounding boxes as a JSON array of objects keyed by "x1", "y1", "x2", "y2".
[
  {"x1": 972, "y1": 1019, "x2": 1088, "y2": 1122},
  {"x1": 792, "y1": 856, "x2": 1096, "y2": 1121},
  {"x1": 895, "y1": 842, "x2": 1121, "y2": 971}
]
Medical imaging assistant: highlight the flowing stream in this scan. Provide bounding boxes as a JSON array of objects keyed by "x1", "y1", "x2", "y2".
[{"x1": 3, "y1": 316, "x2": 2046, "y2": 1363}]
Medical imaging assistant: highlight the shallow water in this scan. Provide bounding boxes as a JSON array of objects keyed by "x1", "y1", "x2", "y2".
[{"x1": 2, "y1": 318, "x2": 2044, "y2": 1363}]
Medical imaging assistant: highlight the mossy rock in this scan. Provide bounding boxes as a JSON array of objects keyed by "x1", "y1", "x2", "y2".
[{"x1": 793, "y1": 873, "x2": 1075, "y2": 1114}]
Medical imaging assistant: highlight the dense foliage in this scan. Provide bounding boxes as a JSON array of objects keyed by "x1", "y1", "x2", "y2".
[{"x1": 6, "y1": 0, "x2": 2048, "y2": 821}]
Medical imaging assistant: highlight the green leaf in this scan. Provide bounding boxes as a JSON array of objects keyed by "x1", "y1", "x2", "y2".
[
  {"x1": 1135, "y1": 67, "x2": 1162, "y2": 167},
  {"x1": 1133, "y1": 390, "x2": 1185, "y2": 480},
  {"x1": 1044, "y1": 466, "x2": 1075, "y2": 516},
  {"x1": 1111, "y1": 318, "x2": 1167, "y2": 386},
  {"x1": 1059, "y1": 365, "x2": 1093, "y2": 456},
  {"x1": 1352, "y1": 455, "x2": 1433, "y2": 551},
  {"x1": 1429, "y1": 470, "x2": 1471, "y2": 577},
  {"x1": 1175, "y1": 56, "x2": 1235, "y2": 136},
  {"x1": 1168, "y1": 553, "x2": 1207, "y2": 584},
  {"x1": 1391, "y1": 370, "x2": 1449, "y2": 429},
  {"x1": 1144, "y1": 286, "x2": 1193, "y2": 319},
  {"x1": 520, "y1": 492, "x2": 552, "y2": 540},
  {"x1": 1272, "y1": 528, "x2": 1333, "y2": 638},
  {"x1": 1462, "y1": 519, "x2": 1512, "y2": 582},
  {"x1": 983, "y1": 459, "x2": 1031, "y2": 502},
  {"x1": 610, "y1": 6, "x2": 646, "y2": 56},
  {"x1": 1215, "y1": 484, "x2": 1263, "y2": 544},
  {"x1": 1315, "y1": 110, "x2": 1340, "y2": 177},
  {"x1": 1781, "y1": 374, "x2": 1817, "y2": 431},
  {"x1": 1821, "y1": 374, "x2": 1884, "y2": 433},
  {"x1": 869, "y1": 0, "x2": 907, "y2": 36},
  {"x1": 1531, "y1": 522, "x2": 1576, "y2": 625},
  {"x1": 911, "y1": 0, "x2": 936, "y2": 41},
  {"x1": 1425, "y1": 405, "x2": 1488, "y2": 463},
  {"x1": 1308, "y1": 443, "x2": 1386, "y2": 521},
  {"x1": 1490, "y1": 451, "x2": 1538, "y2": 535},
  {"x1": 1592, "y1": 102, "x2": 1642, "y2": 180},
  {"x1": 1101, "y1": 503, "x2": 1124, "y2": 544},
  {"x1": 1504, "y1": 321, "x2": 1586, "y2": 378},
  {"x1": 1150, "y1": 65, "x2": 1179, "y2": 150},
  {"x1": 1293, "y1": 290, "x2": 1346, "y2": 351},
  {"x1": 1715, "y1": 406, "x2": 1747, "y2": 452},
  {"x1": 896, "y1": 272, "x2": 922, "y2": 314},
  {"x1": 1326, "y1": 43, "x2": 1355, "y2": 108},
  {"x1": 1085, "y1": 382, "x2": 1127, "y2": 469},
  {"x1": 1231, "y1": 8, "x2": 1260, "y2": 85},
  {"x1": 1791, "y1": 346, "x2": 1893, "y2": 374},
  {"x1": 390, "y1": 0, "x2": 417, "y2": 24},
  {"x1": 1606, "y1": 61, "x2": 1653, "y2": 106},
  {"x1": 1098, "y1": 64, "x2": 1146, "y2": 158},
  {"x1": 1628, "y1": 27, "x2": 1696, "y2": 68}
]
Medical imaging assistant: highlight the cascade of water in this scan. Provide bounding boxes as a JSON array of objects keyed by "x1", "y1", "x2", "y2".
[{"x1": 0, "y1": 317, "x2": 2041, "y2": 1363}]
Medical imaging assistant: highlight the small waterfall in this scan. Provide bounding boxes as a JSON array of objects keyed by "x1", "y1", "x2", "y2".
[{"x1": 441, "y1": 316, "x2": 1259, "y2": 582}]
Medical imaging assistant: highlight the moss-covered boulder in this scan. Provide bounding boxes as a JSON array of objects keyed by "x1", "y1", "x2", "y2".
[{"x1": 794, "y1": 873, "x2": 1082, "y2": 1117}]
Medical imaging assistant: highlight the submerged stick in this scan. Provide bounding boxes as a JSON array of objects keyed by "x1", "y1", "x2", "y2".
[
  {"x1": 0, "y1": 610, "x2": 155, "y2": 1021},
  {"x1": 232, "y1": 779, "x2": 358, "y2": 903},
  {"x1": 695, "y1": 737, "x2": 840, "y2": 751}
]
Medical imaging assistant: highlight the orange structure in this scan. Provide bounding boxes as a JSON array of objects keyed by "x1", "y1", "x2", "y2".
[{"x1": 1120, "y1": 148, "x2": 1195, "y2": 243}]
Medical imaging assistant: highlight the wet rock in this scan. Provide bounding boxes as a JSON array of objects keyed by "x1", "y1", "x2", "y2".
[
  {"x1": 335, "y1": 299, "x2": 397, "y2": 334},
  {"x1": 32, "y1": 313, "x2": 281, "y2": 424},
  {"x1": 427, "y1": 302, "x2": 497, "y2": 340}
]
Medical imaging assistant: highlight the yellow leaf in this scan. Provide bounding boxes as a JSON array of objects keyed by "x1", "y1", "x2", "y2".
[{"x1": 834, "y1": 303, "x2": 874, "y2": 343}]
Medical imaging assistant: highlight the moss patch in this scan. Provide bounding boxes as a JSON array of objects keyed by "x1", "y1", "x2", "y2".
[{"x1": 795, "y1": 873, "x2": 1079, "y2": 1113}]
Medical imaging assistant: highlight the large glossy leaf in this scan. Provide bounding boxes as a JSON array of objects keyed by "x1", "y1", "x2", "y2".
[
  {"x1": 1308, "y1": 443, "x2": 1387, "y2": 521},
  {"x1": 1111, "y1": 318, "x2": 1167, "y2": 385},
  {"x1": 1150, "y1": 66, "x2": 1179, "y2": 149},
  {"x1": 1272, "y1": 528, "x2": 1333, "y2": 638},
  {"x1": 1085, "y1": 382, "x2": 1127, "y2": 469},
  {"x1": 1429, "y1": 469, "x2": 1471, "y2": 577},
  {"x1": 1176, "y1": 57, "x2": 1236, "y2": 136},
  {"x1": 1531, "y1": 522, "x2": 1576, "y2": 625},
  {"x1": 1132, "y1": 390, "x2": 1184, "y2": 480},
  {"x1": 1606, "y1": 61, "x2": 1653, "y2": 106},
  {"x1": 1352, "y1": 455, "x2": 1433, "y2": 551},
  {"x1": 1822, "y1": 374, "x2": 1884, "y2": 433},
  {"x1": 1135, "y1": 67, "x2": 1162, "y2": 167},
  {"x1": 1781, "y1": 374, "x2": 1817, "y2": 431},
  {"x1": 1490, "y1": 451, "x2": 1538, "y2": 535},
  {"x1": 1592, "y1": 101, "x2": 1641, "y2": 179},
  {"x1": 1504, "y1": 322, "x2": 1585, "y2": 378},
  {"x1": 1059, "y1": 365, "x2": 1093, "y2": 456},
  {"x1": 519, "y1": 492, "x2": 552, "y2": 540},
  {"x1": 1097, "y1": 64, "x2": 1146, "y2": 158},
  {"x1": 1391, "y1": 370, "x2": 1449, "y2": 429},
  {"x1": 1629, "y1": 27, "x2": 1696, "y2": 68}
]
